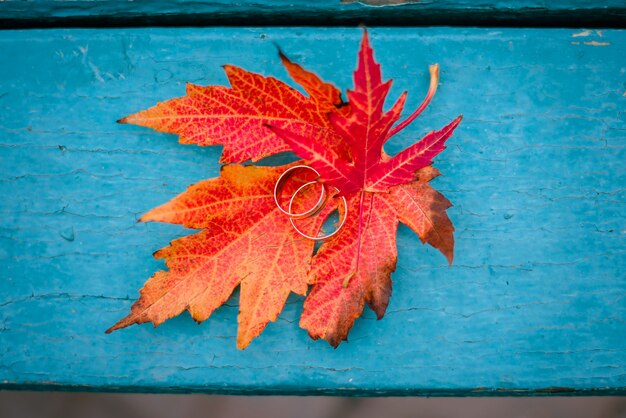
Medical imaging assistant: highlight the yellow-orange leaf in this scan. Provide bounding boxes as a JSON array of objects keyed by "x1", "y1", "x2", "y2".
[{"x1": 107, "y1": 164, "x2": 327, "y2": 349}]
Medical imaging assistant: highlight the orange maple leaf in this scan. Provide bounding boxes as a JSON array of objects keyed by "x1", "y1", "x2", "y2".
[
  {"x1": 106, "y1": 163, "x2": 330, "y2": 349},
  {"x1": 110, "y1": 30, "x2": 460, "y2": 348}
]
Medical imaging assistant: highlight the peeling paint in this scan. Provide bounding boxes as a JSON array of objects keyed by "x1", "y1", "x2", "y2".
[
  {"x1": 584, "y1": 41, "x2": 610, "y2": 46},
  {"x1": 571, "y1": 30, "x2": 605, "y2": 39},
  {"x1": 571, "y1": 40, "x2": 611, "y2": 47},
  {"x1": 340, "y1": 0, "x2": 421, "y2": 5}
]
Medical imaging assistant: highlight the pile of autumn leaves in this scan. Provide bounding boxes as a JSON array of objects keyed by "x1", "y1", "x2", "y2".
[{"x1": 107, "y1": 31, "x2": 461, "y2": 349}]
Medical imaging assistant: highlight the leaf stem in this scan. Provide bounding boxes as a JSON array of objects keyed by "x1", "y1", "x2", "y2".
[{"x1": 387, "y1": 64, "x2": 439, "y2": 138}]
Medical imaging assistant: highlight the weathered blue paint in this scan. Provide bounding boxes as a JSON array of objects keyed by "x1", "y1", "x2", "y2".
[
  {"x1": 0, "y1": 28, "x2": 624, "y2": 395},
  {"x1": 0, "y1": 1, "x2": 624, "y2": 25}
]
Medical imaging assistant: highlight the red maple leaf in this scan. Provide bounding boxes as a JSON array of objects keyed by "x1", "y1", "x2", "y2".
[
  {"x1": 268, "y1": 32, "x2": 462, "y2": 195},
  {"x1": 267, "y1": 31, "x2": 461, "y2": 346},
  {"x1": 299, "y1": 167, "x2": 454, "y2": 346},
  {"x1": 118, "y1": 62, "x2": 344, "y2": 163},
  {"x1": 109, "y1": 30, "x2": 460, "y2": 348}
]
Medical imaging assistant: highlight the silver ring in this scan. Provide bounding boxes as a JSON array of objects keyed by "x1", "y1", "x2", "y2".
[
  {"x1": 288, "y1": 184, "x2": 348, "y2": 241},
  {"x1": 274, "y1": 165, "x2": 327, "y2": 219}
]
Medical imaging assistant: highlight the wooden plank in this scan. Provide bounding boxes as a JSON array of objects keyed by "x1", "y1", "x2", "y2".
[
  {"x1": 0, "y1": 27, "x2": 624, "y2": 395},
  {"x1": 0, "y1": 1, "x2": 624, "y2": 26}
]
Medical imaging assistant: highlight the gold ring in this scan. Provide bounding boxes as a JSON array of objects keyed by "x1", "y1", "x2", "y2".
[
  {"x1": 273, "y1": 165, "x2": 326, "y2": 220},
  {"x1": 288, "y1": 184, "x2": 348, "y2": 241}
]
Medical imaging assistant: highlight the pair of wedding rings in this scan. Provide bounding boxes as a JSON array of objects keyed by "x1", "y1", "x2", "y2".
[{"x1": 273, "y1": 165, "x2": 348, "y2": 240}]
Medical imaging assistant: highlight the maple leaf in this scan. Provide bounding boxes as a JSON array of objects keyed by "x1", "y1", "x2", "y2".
[
  {"x1": 300, "y1": 167, "x2": 454, "y2": 346},
  {"x1": 269, "y1": 31, "x2": 461, "y2": 346},
  {"x1": 106, "y1": 163, "x2": 331, "y2": 349},
  {"x1": 110, "y1": 30, "x2": 460, "y2": 349},
  {"x1": 268, "y1": 32, "x2": 461, "y2": 195},
  {"x1": 119, "y1": 62, "x2": 345, "y2": 163}
]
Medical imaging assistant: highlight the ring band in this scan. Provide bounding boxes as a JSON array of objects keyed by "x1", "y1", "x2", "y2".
[
  {"x1": 288, "y1": 184, "x2": 348, "y2": 241},
  {"x1": 273, "y1": 165, "x2": 326, "y2": 220}
]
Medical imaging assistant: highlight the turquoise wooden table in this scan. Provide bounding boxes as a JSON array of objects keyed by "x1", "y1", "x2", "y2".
[{"x1": 0, "y1": 2, "x2": 625, "y2": 396}]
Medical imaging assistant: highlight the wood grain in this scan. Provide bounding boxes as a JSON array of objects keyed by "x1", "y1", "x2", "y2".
[
  {"x1": 0, "y1": 1, "x2": 624, "y2": 26},
  {"x1": 0, "y1": 27, "x2": 624, "y2": 395}
]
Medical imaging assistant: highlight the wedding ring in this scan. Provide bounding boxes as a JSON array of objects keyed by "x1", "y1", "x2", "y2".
[
  {"x1": 288, "y1": 184, "x2": 348, "y2": 241},
  {"x1": 273, "y1": 165, "x2": 327, "y2": 219}
]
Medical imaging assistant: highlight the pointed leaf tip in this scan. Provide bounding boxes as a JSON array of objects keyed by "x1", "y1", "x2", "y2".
[
  {"x1": 105, "y1": 321, "x2": 123, "y2": 334},
  {"x1": 360, "y1": 27, "x2": 370, "y2": 42}
]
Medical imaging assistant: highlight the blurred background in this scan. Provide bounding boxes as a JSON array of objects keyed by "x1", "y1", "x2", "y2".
[{"x1": 1, "y1": 392, "x2": 626, "y2": 418}]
